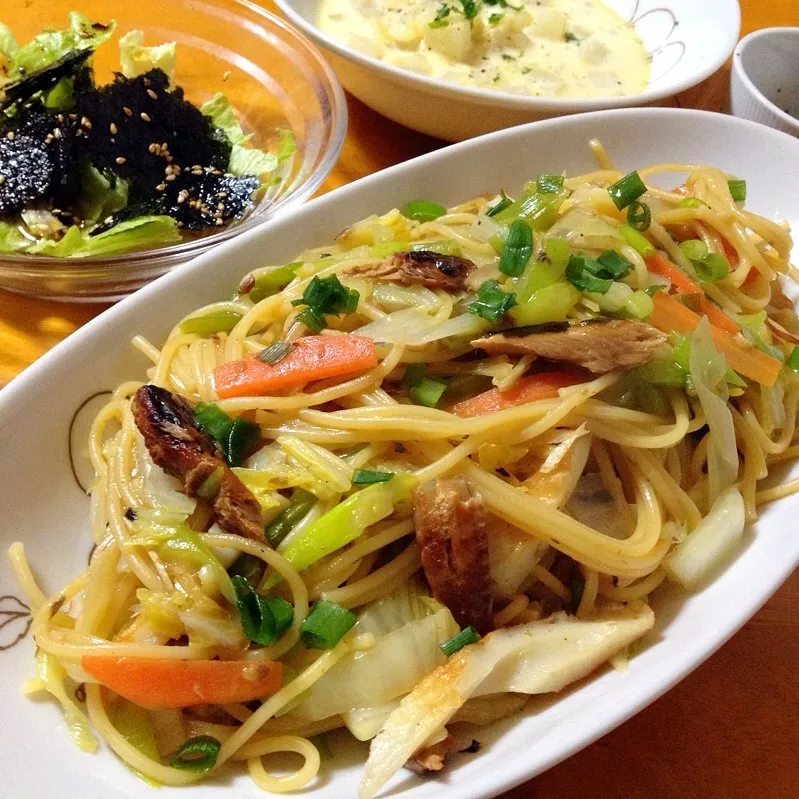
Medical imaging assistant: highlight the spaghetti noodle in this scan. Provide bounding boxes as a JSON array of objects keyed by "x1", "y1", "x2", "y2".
[{"x1": 10, "y1": 142, "x2": 799, "y2": 796}]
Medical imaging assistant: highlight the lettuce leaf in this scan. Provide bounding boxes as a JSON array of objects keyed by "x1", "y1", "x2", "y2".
[
  {"x1": 77, "y1": 160, "x2": 129, "y2": 223},
  {"x1": 119, "y1": 30, "x2": 176, "y2": 84},
  {"x1": 9, "y1": 12, "x2": 115, "y2": 77},
  {"x1": 200, "y1": 92, "x2": 294, "y2": 178},
  {"x1": 0, "y1": 221, "x2": 31, "y2": 253},
  {"x1": 24, "y1": 215, "x2": 179, "y2": 258},
  {"x1": 0, "y1": 22, "x2": 19, "y2": 60}
]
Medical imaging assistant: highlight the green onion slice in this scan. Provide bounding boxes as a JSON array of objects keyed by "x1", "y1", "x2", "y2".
[
  {"x1": 179, "y1": 311, "x2": 242, "y2": 336},
  {"x1": 626, "y1": 200, "x2": 651, "y2": 231},
  {"x1": 300, "y1": 599, "x2": 356, "y2": 650},
  {"x1": 402, "y1": 362, "x2": 427, "y2": 388},
  {"x1": 404, "y1": 200, "x2": 447, "y2": 223},
  {"x1": 296, "y1": 307, "x2": 325, "y2": 333},
  {"x1": 607, "y1": 170, "x2": 646, "y2": 210},
  {"x1": 486, "y1": 191, "x2": 513, "y2": 217},
  {"x1": 169, "y1": 736, "x2": 221, "y2": 773},
  {"x1": 265, "y1": 488, "x2": 316, "y2": 548},
  {"x1": 596, "y1": 250, "x2": 633, "y2": 279},
  {"x1": 678, "y1": 239, "x2": 709, "y2": 262},
  {"x1": 619, "y1": 223, "x2": 654, "y2": 259},
  {"x1": 467, "y1": 279, "x2": 517, "y2": 322},
  {"x1": 786, "y1": 346, "x2": 799, "y2": 373},
  {"x1": 244, "y1": 262, "x2": 302, "y2": 303},
  {"x1": 194, "y1": 403, "x2": 260, "y2": 467},
  {"x1": 728, "y1": 179, "x2": 746, "y2": 202},
  {"x1": 693, "y1": 252, "x2": 729, "y2": 283},
  {"x1": 440, "y1": 626, "x2": 480, "y2": 656},
  {"x1": 410, "y1": 377, "x2": 448, "y2": 408},
  {"x1": 232, "y1": 575, "x2": 293, "y2": 646},
  {"x1": 352, "y1": 469, "x2": 394, "y2": 485},
  {"x1": 256, "y1": 340, "x2": 294, "y2": 365},
  {"x1": 678, "y1": 197, "x2": 706, "y2": 209},
  {"x1": 498, "y1": 219, "x2": 533, "y2": 276},
  {"x1": 536, "y1": 174, "x2": 565, "y2": 194}
]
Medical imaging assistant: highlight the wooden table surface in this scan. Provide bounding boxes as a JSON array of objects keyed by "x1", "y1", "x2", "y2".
[{"x1": 2, "y1": 1, "x2": 798, "y2": 797}]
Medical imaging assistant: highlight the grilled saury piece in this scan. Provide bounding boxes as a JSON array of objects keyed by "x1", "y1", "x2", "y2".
[
  {"x1": 413, "y1": 476, "x2": 493, "y2": 635},
  {"x1": 472, "y1": 319, "x2": 667, "y2": 373},
  {"x1": 344, "y1": 250, "x2": 475, "y2": 292},
  {"x1": 132, "y1": 384, "x2": 264, "y2": 541}
]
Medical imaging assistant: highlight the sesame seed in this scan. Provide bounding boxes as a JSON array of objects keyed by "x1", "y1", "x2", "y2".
[
  {"x1": 192, "y1": 167, "x2": 203, "y2": 175},
  {"x1": 165, "y1": 174, "x2": 176, "y2": 182},
  {"x1": 165, "y1": 155, "x2": 174, "y2": 163},
  {"x1": 216, "y1": 219, "x2": 224, "y2": 225},
  {"x1": 148, "y1": 143, "x2": 157, "y2": 153},
  {"x1": 177, "y1": 194, "x2": 186, "y2": 204},
  {"x1": 143, "y1": 77, "x2": 151, "y2": 87},
  {"x1": 0, "y1": 175, "x2": 5, "y2": 184},
  {"x1": 116, "y1": 156, "x2": 126, "y2": 165},
  {"x1": 223, "y1": 70, "x2": 231, "y2": 82},
  {"x1": 57, "y1": 114, "x2": 64, "y2": 123},
  {"x1": 53, "y1": 127, "x2": 62, "y2": 139},
  {"x1": 81, "y1": 116, "x2": 92, "y2": 129},
  {"x1": 140, "y1": 112, "x2": 151, "y2": 123},
  {"x1": 123, "y1": 106, "x2": 133, "y2": 116},
  {"x1": 110, "y1": 123, "x2": 118, "y2": 135},
  {"x1": 76, "y1": 129, "x2": 84, "y2": 137},
  {"x1": 217, "y1": 202, "x2": 225, "y2": 211},
  {"x1": 212, "y1": 170, "x2": 222, "y2": 176},
  {"x1": 110, "y1": 138, "x2": 116, "y2": 144},
  {"x1": 156, "y1": 183, "x2": 166, "y2": 191},
  {"x1": 6, "y1": 131, "x2": 14, "y2": 141},
  {"x1": 68, "y1": 113, "x2": 77, "y2": 120},
  {"x1": 147, "y1": 89, "x2": 158, "y2": 100}
]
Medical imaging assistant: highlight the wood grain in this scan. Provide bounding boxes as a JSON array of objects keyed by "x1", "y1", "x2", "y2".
[{"x1": 0, "y1": 1, "x2": 797, "y2": 795}]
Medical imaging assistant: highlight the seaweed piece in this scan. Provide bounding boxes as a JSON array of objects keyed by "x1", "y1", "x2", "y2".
[
  {"x1": 77, "y1": 69, "x2": 231, "y2": 194},
  {"x1": 1, "y1": 49, "x2": 92, "y2": 109},
  {"x1": 0, "y1": 106, "x2": 80, "y2": 214},
  {"x1": 92, "y1": 170, "x2": 259, "y2": 233}
]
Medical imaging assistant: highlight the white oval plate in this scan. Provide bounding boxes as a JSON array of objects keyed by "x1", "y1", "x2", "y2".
[
  {"x1": 274, "y1": 0, "x2": 741, "y2": 140},
  {"x1": 2, "y1": 108, "x2": 798, "y2": 799}
]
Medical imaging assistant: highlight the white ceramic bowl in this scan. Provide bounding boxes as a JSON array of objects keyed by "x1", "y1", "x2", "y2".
[
  {"x1": 2, "y1": 108, "x2": 799, "y2": 799},
  {"x1": 730, "y1": 26, "x2": 799, "y2": 137},
  {"x1": 274, "y1": 0, "x2": 740, "y2": 141}
]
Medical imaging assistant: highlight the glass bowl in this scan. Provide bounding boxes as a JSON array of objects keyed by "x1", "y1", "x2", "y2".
[{"x1": 0, "y1": 0, "x2": 347, "y2": 302}]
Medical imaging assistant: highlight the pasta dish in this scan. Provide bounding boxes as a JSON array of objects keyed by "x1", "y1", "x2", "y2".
[{"x1": 10, "y1": 141, "x2": 799, "y2": 797}]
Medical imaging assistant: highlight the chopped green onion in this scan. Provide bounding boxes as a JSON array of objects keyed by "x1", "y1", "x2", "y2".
[
  {"x1": 486, "y1": 191, "x2": 513, "y2": 217},
  {"x1": 296, "y1": 307, "x2": 325, "y2": 333},
  {"x1": 179, "y1": 310, "x2": 242, "y2": 335},
  {"x1": 232, "y1": 575, "x2": 293, "y2": 646},
  {"x1": 169, "y1": 736, "x2": 221, "y2": 773},
  {"x1": 536, "y1": 174, "x2": 565, "y2": 194},
  {"x1": 411, "y1": 376, "x2": 448, "y2": 408},
  {"x1": 498, "y1": 219, "x2": 533, "y2": 276},
  {"x1": 265, "y1": 488, "x2": 316, "y2": 548},
  {"x1": 619, "y1": 223, "x2": 654, "y2": 258},
  {"x1": 596, "y1": 250, "x2": 634, "y2": 279},
  {"x1": 256, "y1": 340, "x2": 294, "y2": 365},
  {"x1": 196, "y1": 466, "x2": 223, "y2": 502},
  {"x1": 624, "y1": 289, "x2": 654, "y2": 319},
  {"x1": 693, "y1": 253, "x2": 729, "y2": 283},
  {"x1": 245, "y1": 262, "x2": 301, "y2": 303},
  {"x1": 544, "y1": 237, "x2": 570, "y2": 270},
  {"x1": 644, "y1": 284, "x2": 667, "y2": 297},
  {"x1": 300, "y1": 599, "x2": 356, "y2": 649},
  {"x1": 404, "y1": 200, "x2": 447, "y2": 223},
  {"x1": 194, "y1": 403, "x2": 260, "y2": 467},
  {"x1": 786, "y1": 347, "x2": 799, "y2": 373},
  {"x1": 638, "y1": 360, "x2": 686, "y2": 388},
  {"x1": 494, "y1": 184, "x2": 566, "y2": 230},
  {"x1": 678, "y1": 197, "x2": 706, "y2": 209},
  {"x1": 566, "y1": 254, "x2": 612, "y2": 294},
  {"x1": 679, "y1": 239, "x2": 709, "y2": 262},
  {"x1": 728, "y1": 179, "x2": 746, "y2": 203},
  {"x1": 488, "y1": 231, "x2": 506, "y2": 255},
  {"x1": 228, "y1": 552, "x2": 266, "y2": 588},
  {"x1": 440, "y1": 626, "x2": 480, "y2": 656},
  {"x1": 291, "y1": 275, "x2": 359, "y2": 331},
  {"x1": 467, "y1": 279, "x2": 517, "y2": 322},
  {"x1": 508, "y1": 281, "x2": 579, "y2": 326},
  {"x1": 409, "y1": 239, "x2": 462, "y2": 256},
  {"x1": 402, "y1": 362, "x2": 427, "y2": 388},
  {"x1": 352, "y1": 469, "x2": 394, "y2": 485},
  {"x1": 607, "y1": 171, "x2": 646, "y2": 210},
  {"x1": 626, "y1": 201, "x2": 651, "y2": 231}
]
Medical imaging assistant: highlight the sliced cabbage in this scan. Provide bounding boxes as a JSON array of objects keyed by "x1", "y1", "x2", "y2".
[
  {"x1": 565, "y1": 472, "x2": 632, "y2": 540},
  {"x1": 487, "y1": 518, "x2": 545, "y2": 597},
  {"x1": 359, "y1": 605, "x2": 654, "y2": 799},
  {"x1": 371, "y1": 283, "x2": 438, "y2": 311},
  {"x1": 136, "y1": 431, "x2": 195, "y2": 514},
  {"x1": 36, "y1": 650, "x2": 98, "y2": 753},
  {"x1": 690, "y1": 318, "x2": 738, "y2": 504},
  {"x1": 547, "y1": 208, "x2": 623, "y2": 253},
  {"x1": 119, "y1": 30, "x2": 176, "y2": 83},
  {"x1": 293, "y1": 581, "x2": 457, "y2": 722},
  {"x1": 278, "y1": 436, "x2": 352, "y2": 500},
  {"x1": 663, "y1": 486, "x2": 745, "y2": 589},
  {"x1": 356, "y1": 309, "x2": 443, "y2": 345},
  {"x1": 343, "y1": 701, "x2": 400, "y2": 741},
  {"x1": 451, "y1": 693, "x2": 529, "y2": 726},
  {"x1": 418, "y1": 313, "x2": 490, "y2": 345}
]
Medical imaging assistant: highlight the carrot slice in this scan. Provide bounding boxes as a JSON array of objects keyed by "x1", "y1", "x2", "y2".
[
  {"x1": 214, "y1": 335, "x2": 378, "y2": 399},
  {"x1": 650, "y1": 291, "x2": 781, "y2": 386},
  {"x1": 82, "y1": 656, "x2": 282, "y2": 709},
  {"x1": 453, "y1": 369, "x2": 588, "y2": 418},
  {"x1": 646, "y1": 254, "x2": 740, "y2": 335}
]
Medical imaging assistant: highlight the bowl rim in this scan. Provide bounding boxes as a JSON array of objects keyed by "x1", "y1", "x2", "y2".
[
  {"x1": 273, "y1": 0, "x2": 740, "y2": 112},
  {"x1": 732, "y1": 26, "x2": 799, "y2": 133},
  {"x1": 0, "y1": 0, "x2": 348, "y2": 269}
]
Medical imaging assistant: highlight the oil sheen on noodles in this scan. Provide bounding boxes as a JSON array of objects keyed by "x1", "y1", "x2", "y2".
[{"x1": 9, "y1": 140, "x2": 799, "y2": 797}]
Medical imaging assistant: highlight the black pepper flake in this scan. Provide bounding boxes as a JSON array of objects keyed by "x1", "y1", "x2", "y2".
[{"x1": 124, "y1": 507, "x2": 137, "y2": 521}]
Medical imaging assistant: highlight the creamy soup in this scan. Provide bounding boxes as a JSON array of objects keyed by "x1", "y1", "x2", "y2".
[{"x1": 318, "y1": 0, "x2": 650, "y2": 99}]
